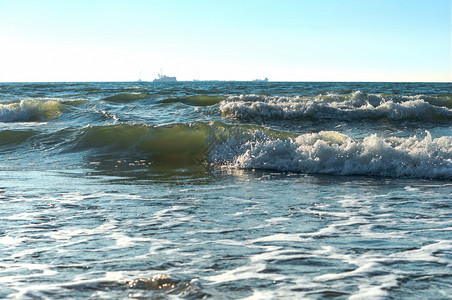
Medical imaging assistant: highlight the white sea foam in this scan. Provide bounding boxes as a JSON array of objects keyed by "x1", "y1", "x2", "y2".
[
  {"x1": 389, "y1": 240, "x2": 452, "y2": 265},
  {"x1": 220, "y1": 92, "x2": 452, "y2": 121},
  {"x1": 208, "y1": 129, "x2": 452, "y2": 179},
  {"x1": 207, "y1": 262, "x2": 286, "y2": 284},
  {"x1": 0, "y1": 99, "x2": 64, "y2": 122}
]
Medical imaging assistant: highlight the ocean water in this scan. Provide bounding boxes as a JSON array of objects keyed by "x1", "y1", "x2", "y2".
[{"x1": 0, "y1": 81, "x2": 451, "y2": 299}]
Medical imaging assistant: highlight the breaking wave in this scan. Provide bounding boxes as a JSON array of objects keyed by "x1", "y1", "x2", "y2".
[
  {"x1": 70, "y1": 121, "x2": 452, "y2": 179},
  {"x1": 218, "y1": 129, "x2": 452, "y2": 179},
  {"x1": 0, "y1": 99, "x2": 81, "y2": 122},
  {"x1": 220, "y1": 92, "x2": 452, "y2": 121}
]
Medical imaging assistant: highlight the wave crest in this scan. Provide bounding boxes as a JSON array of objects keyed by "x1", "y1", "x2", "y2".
[
  {"x1": 71, "y1": 122, "x2": 452, "y2": 179},
  {"x1": 220, "y1": 92, "x2": 452, "y2": 121},
  {"x1": 220, "y1": 130, "x2": 452, "y2": 179},
  {"x1": 0, "y1": 99, "x2": 66, "y2": 122},
  {"x1": 73, "y1": 122, "x2": 212, "y2": 168}
]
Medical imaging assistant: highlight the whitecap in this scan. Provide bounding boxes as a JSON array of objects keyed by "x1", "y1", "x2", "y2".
[
  {"x1": 208, "y1": 129, "x2": 452, "y2": 179},
  {"x1": 220, "y1": 92, "x2": 452, "y2": 121}
]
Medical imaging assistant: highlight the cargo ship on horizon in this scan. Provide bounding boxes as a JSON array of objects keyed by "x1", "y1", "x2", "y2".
[{"x1": 153, "y1": 71, "x2": 177, "y2": 82}]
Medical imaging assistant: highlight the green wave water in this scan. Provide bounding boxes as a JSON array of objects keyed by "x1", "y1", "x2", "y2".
[
  {"x1": 161, "y1": 95, "x2": 226, "y2": 106},
  {"x1": 0, "y1": 129, "x2": 38, "y2": 147},
  {"x1": 103, "y1": 93, "x2": 152, "y2": 102},
  {"x1": 1, "y1": 81, "x2": 451, "y2": 299},
  {"x1": 58, "y1": 121, "x2": 452, "y2": 179},
  {"x1": 0, "y1": 98, "x2": 86, "y2": 122}
]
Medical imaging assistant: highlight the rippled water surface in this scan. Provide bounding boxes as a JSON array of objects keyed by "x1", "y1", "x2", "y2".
[{"x1": 0, "y1": 82, "x2": 451, "y2": 299}]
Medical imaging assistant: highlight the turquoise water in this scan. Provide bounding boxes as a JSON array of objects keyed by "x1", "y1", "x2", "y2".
[{"x1": 0, "y1": 82, "x2": 451, "y2": 299}]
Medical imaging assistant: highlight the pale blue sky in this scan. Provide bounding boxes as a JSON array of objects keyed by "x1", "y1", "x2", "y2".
[{"x1": 0, "y1": 0, "x2": 450, "y2": 82}]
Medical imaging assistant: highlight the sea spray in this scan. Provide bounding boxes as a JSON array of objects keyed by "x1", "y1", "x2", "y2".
[
  {"x1": 0, "y1": 100, "x2": 64, "y2": 122},
  {"x1": 0, "y1": 98, "x2": 85, "y2": 122},
  {"x1": 1, "y1": 81, "x2": 451, "y2": 299},
  {"x1": 68, "y1": 121, "x2": 452, "y2": 179},
  {"x1": 212, "y1": 128, "x2": 452, "y2": 179},
  {"x1": 220, "y1": 92, "x2": 452, "y2": 121}
]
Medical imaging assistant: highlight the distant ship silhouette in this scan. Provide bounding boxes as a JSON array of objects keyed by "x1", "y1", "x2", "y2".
[
  {"x1": 253, "y1": 77, "x2": 269, "y2": 82},
  {"x1": 153, "y1": 70, "x2": 177, "y2": 82}
]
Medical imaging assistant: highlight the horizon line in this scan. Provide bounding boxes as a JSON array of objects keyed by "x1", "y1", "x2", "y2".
[{"x1": 1, "y1": 80, "x2": 451, "y2": 84}]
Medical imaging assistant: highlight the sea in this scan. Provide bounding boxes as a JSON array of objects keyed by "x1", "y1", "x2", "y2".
[{"x1": 0, "y1": 81, "x2": 451, "y2": 299}]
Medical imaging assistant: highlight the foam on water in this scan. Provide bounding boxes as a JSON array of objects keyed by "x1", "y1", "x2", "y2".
[
  {"x1": 0, "y1": 98, "x2": 85, "y2": 122},
  {"x1": 210, "y1": 128, "x2": 452, "y2": 179},
  {"x1": 220, "y1": 92, "x2": 452, "y2": 121},
  {"x1": 1, "y1": 167, "x2": 451, "y2": 299},
  {"x1": 1, "y1": 82, "x2": 451, "y2": 299},
  {"x1": 64, "y1": 121, "x2": 452, "y2": 179}
]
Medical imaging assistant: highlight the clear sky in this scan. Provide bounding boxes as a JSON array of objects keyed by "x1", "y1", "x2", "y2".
[{"x1": 0, "y1": 0, "x2": 450, "y2": 82}]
